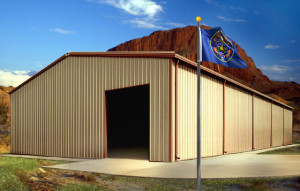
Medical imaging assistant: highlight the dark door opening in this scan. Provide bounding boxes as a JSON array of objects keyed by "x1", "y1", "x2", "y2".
[{"x1": 106, "y1": 85, "x2": 149, "y2": 160}]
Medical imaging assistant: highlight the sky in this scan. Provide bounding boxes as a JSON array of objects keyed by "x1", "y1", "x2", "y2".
[{"x1": 0, "y1": 0, "x2": 299, "y2": 86}]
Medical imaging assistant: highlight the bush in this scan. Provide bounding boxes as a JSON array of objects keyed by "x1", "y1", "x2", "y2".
[{"x1": 15, "y1": 169, "x2": 30, "y2": 183}]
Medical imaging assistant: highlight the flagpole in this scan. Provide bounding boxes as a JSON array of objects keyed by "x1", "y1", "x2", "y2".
[{"x1": 196, "y1": 16, "x2": 202, "y2": 191}]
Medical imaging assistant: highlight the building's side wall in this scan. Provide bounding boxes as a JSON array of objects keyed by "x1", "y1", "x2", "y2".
[
  {"x1": 272, "y1": 104, "x2": 284, "y2": 147},
  {"x1": 224, "y1": 84, "x2": 252, "y2": 154},
  {"x1": 177, "y1": 65, "x2": 223, "y2": 160},
  {"x1": 200, "y1": 73, "x2": 223, "y2": 157},
  {"x1": 284, "y1": 109, "x2": 293, "y2": 145},
  {"x1": 11, "y1": 56, "x2": 170, "y2": 161},
  {"x1": 253, "y1": 96, "x2": 271, "y2": 150},
  {"x1": 170, "y1": 59, "x2": 176, "y2": 162}
]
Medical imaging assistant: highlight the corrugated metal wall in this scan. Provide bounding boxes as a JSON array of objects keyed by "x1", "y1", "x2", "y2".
[
  {"x1": 253, "y1": 96, "x2": 271, "y2": 150},
  {"x1": 177, "y1": 64, "x2": 223, "y2": 160},
  {"x1": 200, "y1": 73, "x2": 223, "y2": 157},
  {"x1": 11, "y1": 55, "x2": 293, "y2": 162},
  {"x1": 224, "y1": 84, "x2": 252, "y2": 154},
  {"x1": 284, "y1": 109, "x2": 293, "y2": 145},
  {"x1": 11, "y1": 56, "x2": 170, "y2": 161},
  {"x1": 272, "y1": 104, "x2": 284, "y2": 147},
  {"x1": 177, "y1": 64, "x2": 196, "y2": 160}
]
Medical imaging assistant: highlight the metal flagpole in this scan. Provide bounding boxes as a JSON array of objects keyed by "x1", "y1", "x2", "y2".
[{"x1": 196, "y1": 16, "x2": 202, "y2": 191}]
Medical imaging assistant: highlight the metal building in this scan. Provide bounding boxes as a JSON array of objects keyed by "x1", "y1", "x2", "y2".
[{"x1": 10, "y1": 52, "x2": 293, "y2": 162}]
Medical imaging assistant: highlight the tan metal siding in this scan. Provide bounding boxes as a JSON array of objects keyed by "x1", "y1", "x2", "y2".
[
  {"x1": 170, "y1": 60, "x2": 176, "y2": 162},
  {"x1": 177, "y1": 65, "x2": 223, "y2": 160},
  {"x1": 201, "y1": 74, "x2": 223, "y2": 157},
  {"x1": 272, "y1": 104, "x2": 283, "y2": 147},
  {"x1": 284, "y1": 109, "x2": 293, "y2": 145},
  {"x1": 253, "y1": 96, "x2": 271, "y2": 149},
  {"x1": 177, "y1": 64, "x2": 197, "y2": 160},
  {"x1": 225, "y1": 84, "x2": 252, "y2": 154},
  {"x1": 11, "y1": 57, "x2": 170, "y2": 161}
]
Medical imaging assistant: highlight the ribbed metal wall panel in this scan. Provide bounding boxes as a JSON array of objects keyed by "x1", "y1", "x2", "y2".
[
  {"x1": 224, "y1": 84, "x2": 252, "y2": 154},
  {"x1": 272, "y1": 104, "x2": 283, "y2": 147},
  {"x1": 284, "y1": 109, "x2": 293, "y2": 145},
  {"x1": 177, "y1": 65, "x2": 223, "y2": 160},
  {"x1": 201, "y1": 73, "x2": 223, "y2": 157},
  {"x1": 177, "y1": 64, "x2": 196, "y2": 160},
  {"x1": 253, "y1": 96, "x2": 271, "y2": 150},
  {"x1": 170, "y1": 60, "x2": 175, "y2": 162},
  {"x1": 11, "y1": 56, "x2": 170, "y2": 161}
]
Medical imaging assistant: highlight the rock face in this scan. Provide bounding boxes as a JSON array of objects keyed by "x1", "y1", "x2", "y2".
[
  {"x1": 0, "y1": 86, "x2": 13, "y2": 125},
  {"x1": 108, "y1": 25, "x2": 300, "y2": 99},
  {"x1": 108, "y1": 25, "x2": 300, "y2": 132}
]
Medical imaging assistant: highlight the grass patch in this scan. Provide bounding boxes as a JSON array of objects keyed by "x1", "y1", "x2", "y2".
[
  {"x1": 259, "y1": 145, "x2": 300, "y2": 155},
  {"x1": 0, "y1": 156, "x2": 70, "y2": 190},
  {"x1": 59, "y1": 184, "x2": 106, "y2": 191},
  {"x1": 0, "y1": 157, "x2": 38, "y2": 190}
]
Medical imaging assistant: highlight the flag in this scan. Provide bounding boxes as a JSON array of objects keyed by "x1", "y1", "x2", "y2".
[{"x1": 201, "y1": 27, "x2": 248, "y2": 68}]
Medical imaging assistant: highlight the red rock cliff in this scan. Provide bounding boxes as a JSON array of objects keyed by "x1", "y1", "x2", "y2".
[
  {"x1": 108, "y1": 26, "x2": 300, "y2": 132},
  {"x1": 108, "y1": 25, "x2": 300, "y2": 100}
]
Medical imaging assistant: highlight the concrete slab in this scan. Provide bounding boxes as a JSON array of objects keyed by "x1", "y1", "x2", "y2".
[{"x1": 43, "y1": 144, "x2": 300, "y2": 178}]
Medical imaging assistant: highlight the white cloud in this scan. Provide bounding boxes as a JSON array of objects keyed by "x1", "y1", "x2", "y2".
[
  {"x1": 164, "y1": 22, "x2": 185, "y2": 28},
  {"x1": 0, "y1": 70, "x2": 32, "y2": 87},
  {"x1": 36, "y1": 61, "x2": 43, "y2": 68},
  {"x1": 128, "y1": 19, "x2": 166, "y2": 29},
  {"x1": 217, "y1": 16, "x2": 246, "y2": 23},
  {"x1": 89, "y1": 0, "x2": 163, "y2": 18},
  {"x1": 260, "y1": 63, "x2": 300, "y2": 83},
  {"x1": 265, "y1": 44, "x2": 279, "y2": 49},
  {"x1": 283, "y1": 59, "x2": 300, "y2": 63},
  {"x1": 230, "y1": 6, "x2": 247, "y2": 12},
  {"x1": 88, "y1": 0, "x2": 168, "y2": 29},
  {"x1": 49, "y1": 28, "x2": 74, "y2": 35},
  {"x1": 203, "y1": 0, "x2": 224, "y2": 7},
  {"x1": 260, "y1": 65, "x2": 291, "y2": 73},
  {"x1": 290, "y1": 40, "x2": 296, "y2": 43}
]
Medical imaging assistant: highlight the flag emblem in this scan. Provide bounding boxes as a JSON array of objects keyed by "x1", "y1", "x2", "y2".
[
  {"x1": 210, "y1": 30, "x2": 234, "y2": 62},
  {"x1": 201, "y1": 27, "x2": 248, "y2": 68}
]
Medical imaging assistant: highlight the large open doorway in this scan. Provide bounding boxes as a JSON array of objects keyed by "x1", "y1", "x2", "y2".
[{"x1": 105, "y1": 85, "x2": 149, "y2": 160}]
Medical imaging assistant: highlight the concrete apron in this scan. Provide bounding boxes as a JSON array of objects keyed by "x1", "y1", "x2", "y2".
[{"x1": 7, "y1": 145, "x2": 300, "y2": 179}]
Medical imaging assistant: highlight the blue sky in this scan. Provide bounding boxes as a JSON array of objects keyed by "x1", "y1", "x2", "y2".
[{"x1": 0, "y1": 0, "x2": 299, "y2": 86}]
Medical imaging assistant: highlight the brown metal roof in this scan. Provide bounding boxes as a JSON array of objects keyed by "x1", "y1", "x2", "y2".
[{"x1": 9, "y1": 51, "x2": 293, "y2": 110}]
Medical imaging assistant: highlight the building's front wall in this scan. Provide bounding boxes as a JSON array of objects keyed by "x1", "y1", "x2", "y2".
[{"x1": 11, "y1": 56, "x2": 170, "y2": 161}]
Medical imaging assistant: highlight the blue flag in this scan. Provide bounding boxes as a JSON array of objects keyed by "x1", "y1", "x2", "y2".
[{"x1": 201, "y1": 27, "x2": 247, "y2": 68}]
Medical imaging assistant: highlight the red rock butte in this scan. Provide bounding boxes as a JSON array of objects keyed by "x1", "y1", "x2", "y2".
[
  {"x1": 108, "y1": 25, "x2": 300, "y2": 130},
  {"x1": 108, "y1": 25, "x2": 300, "y2": 101}
]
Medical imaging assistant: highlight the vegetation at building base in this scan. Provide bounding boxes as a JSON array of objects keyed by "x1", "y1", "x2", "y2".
[
  {"x1": 0, "y1": 125, "x2": 10, "y2": 154},
  {"x1": 0, "y1": 156, "x2": 299, "y2": 191},
  {"x1": 259, "y1": 145, "x2": 300, "y2": 155}
]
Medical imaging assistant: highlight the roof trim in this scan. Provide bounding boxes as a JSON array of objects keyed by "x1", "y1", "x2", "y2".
[
  {"x1": 9, "y1": 54, "x2": 67, "y2": 94},
  {"x1": 9, "y1": 51, "x2": 293, "y2": 110},
  {"x1": 9, "y1": 51, "x2": 176, "y2": 94}
]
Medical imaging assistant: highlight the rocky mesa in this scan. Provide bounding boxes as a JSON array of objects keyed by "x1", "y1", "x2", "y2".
[{"x1": 108, "y1": 25, "x2": 300, "y2": 137}]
